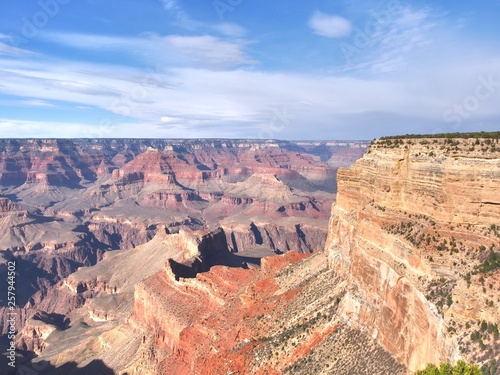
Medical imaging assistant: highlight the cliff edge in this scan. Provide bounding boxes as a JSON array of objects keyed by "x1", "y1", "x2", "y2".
[{"x1": 327, "y1": 134, "x2": 500, "y2": 372}]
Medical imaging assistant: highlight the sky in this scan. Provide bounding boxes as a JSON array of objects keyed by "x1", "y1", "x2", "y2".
[{"x1": 0, "y1": 0, "x2": 499, "y2": 140}]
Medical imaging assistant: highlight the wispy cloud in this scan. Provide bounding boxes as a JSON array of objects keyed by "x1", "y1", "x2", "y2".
[
  {"x1": 309, "y1": 12, "x2": 352, "y2": 38},
  {"x1": 339, "y1": 5, "x2": 438, "y2": 73},
  {"x1": 42, "y1": 32, "x2": 255, "y2": 69},
  {"x1": 164, "y1": 35, "x2": 256, "y2": 68},
  {"x1": 0, "y1": 119, "x2": 104, "y2": 138},
  {"x1": 0, "y1": 34, "x2": 33, "y2": 57},
  {"x1": 159, "y1": 0, "x2": 198, "y2": 29},
  {"x1": 2, "y1": 47, "x2": 499, "y2": 139},
  {"x1": 17, "y1": 99, "x2": 55, "y2": 107},
  {"x1": 0, "y1": 118, "x2": 221, "y2": 138},
  {"x1": 213, "y1": 23, "x2": 247, "y2": 38}
]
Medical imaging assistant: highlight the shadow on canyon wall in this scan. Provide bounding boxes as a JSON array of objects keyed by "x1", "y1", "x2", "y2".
[
  {"x1": 168, "y1": 229, "x2": 265, "y2": 280},
  {"x1": 0, "y1": 355, "x2": 115, "y2": 375}
]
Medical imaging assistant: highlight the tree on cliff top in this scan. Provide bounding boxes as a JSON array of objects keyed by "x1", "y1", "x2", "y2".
[{"x1": 415, "y1": 361, "x2": 481, "y2": 375}]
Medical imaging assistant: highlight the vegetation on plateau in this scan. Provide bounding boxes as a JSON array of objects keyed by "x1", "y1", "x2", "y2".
[
  {"x1": 475, "y1": 250, "x2": 500, "y2": 274},
  {"x1": 370, "y1": 132, "x2": 499, "y2": 152},
  {"x1": 379, "y1": 131, "x2": 500, "y2": 140},
  {"x1": 415, "y1": 360, "x2": 481, "y2": 375}
]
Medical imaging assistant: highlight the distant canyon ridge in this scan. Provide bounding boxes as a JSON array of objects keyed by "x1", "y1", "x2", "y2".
[{"x1": 0, "y1": 138, "x2": 368, "y2": 369}]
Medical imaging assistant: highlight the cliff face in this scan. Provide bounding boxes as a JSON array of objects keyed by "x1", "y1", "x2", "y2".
[
  {"x1": 337, "y1": 138, "x2": 499, "y2": 225},
  {"x1": 326, "y1": 137, "x2": 500, "y2": 371}
]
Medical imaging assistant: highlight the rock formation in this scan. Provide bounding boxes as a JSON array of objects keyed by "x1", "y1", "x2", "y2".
[
  {"x1": 326, "y1": 136, "x2": 500, "y2": 372},
  {"x1": 3, "y1": 134, "x2": 498, "y2": 374},
  {"x1": 18, "y1": 229, "x2": 407, "y2": 375},
  {"x1": 0, "y1": 138, "x2": 368, "y2": 372}
]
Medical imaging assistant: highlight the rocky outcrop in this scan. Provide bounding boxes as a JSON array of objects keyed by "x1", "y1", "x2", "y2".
[
  {"x1": 87, "y1": 216, "x2": 157, "y2": 250},
  {"x1": 128, "y1": 246, "x2": 406, "y2": 374},
  {"x1": 326, "y1": 136, "x2": 500, "y2": 371},
  {"x1": 0, "y1": 197, "x2": 23, "y2": 212},
  {"x1": 16, "y1": 225, "x2": 407, "y2": 375},
  {"x1": 354, "y1": 138, "x2": 500, "y2": 225},
  {"x1": 222, "y1": 222, "x2": 327, "y2": 254},
  {"x1": 16, "y1": 312, "x2": 68, "y2": 354}
]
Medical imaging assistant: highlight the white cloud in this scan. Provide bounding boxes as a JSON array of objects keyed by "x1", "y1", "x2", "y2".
[
  {"x1": 160, "y1": 0, "x2": 178, "y2": 11},
  {"x1": 309, "y1": 12, "x2": 352, "y2": 38},
  {"x1": 213, "y1": 23, "x2": 247, "y2": 38},
  {"x1": 0, "y1": 119, "x2": 104, "y2": 138},
  {"x1": 42, "y1": 32, "x2": 255, "y2": 69},
  {"x1": 2, "y1": 50, "x2": 500, "y2": 140},
  {"x1": 17, "y1": 99, "x2": 55, "y2": 107},
  {"x1": 163, "y1": 35, "x2": 255, "y2": 68},
  {"x1": 0, "y1": 34, "x2": 33, "y2": 57},
  {"x1": 160, "y1": 116, "x2": 179, "y2": 123},
  {"x1": 159, "y1": 0, "x2": 197, "y2": 29}
]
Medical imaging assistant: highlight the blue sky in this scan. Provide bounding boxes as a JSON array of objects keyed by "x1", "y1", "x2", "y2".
[{"x1": 0, "y1": 0, "x2": 499, "y2": 140}]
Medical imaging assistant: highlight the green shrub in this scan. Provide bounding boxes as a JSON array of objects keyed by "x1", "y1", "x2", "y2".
[
  {"x1": 379, "y1": 132, "x2": 500, "y2": 140},
  {"x1": 416, "y1": 360, "x2": 481, "y2": 375},
  {"x1": 475, "y1": 250, "x2": 500, "y2": 273}
]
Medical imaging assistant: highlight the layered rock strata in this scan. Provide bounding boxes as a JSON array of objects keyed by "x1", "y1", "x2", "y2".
[
  {"x1": 326, "y1": 136, "x2": 500, "y2": 371},
  {"x1": 0, "y1": 139, "x2": 368, "y2": 346}
]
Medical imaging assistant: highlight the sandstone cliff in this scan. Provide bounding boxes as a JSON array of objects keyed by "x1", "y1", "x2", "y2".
[{"x1": 326, "y1": 136, "x2": 500, "y2": 372}]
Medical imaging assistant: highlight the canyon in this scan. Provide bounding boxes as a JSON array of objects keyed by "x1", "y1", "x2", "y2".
[
  {"x1": 0, "y1": 138, "x2": 368, "y2": 372},
  {"x1": 1, "y1": 135, "x2": 499, "y2": 374}
]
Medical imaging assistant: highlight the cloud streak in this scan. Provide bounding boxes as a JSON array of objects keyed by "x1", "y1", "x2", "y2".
[
  {"x1": 159, "y1": 0, "x2": 198, "y2": 29},
  {"x1": 1, "y1": 47, "x2": 499, "y2": 140},
  {"x1": 42, "y1": 32, "x2": 255, "y2": 69},
  {"x1": 338, "y1": 5, "x2": 438, "y2": 73}
]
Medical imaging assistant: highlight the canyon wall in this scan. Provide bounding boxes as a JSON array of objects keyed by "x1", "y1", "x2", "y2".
[{"x1": 326, "y1": 136, "x2": 500, "y2": 371}]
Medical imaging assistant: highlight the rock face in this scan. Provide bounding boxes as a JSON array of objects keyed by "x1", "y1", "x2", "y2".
[
  {"x1": 326, "y1": 136, "x2": 500, "y2": 372},
  {"x1": 342, "y1": 139, "x2": 499, "y2": 225}
]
